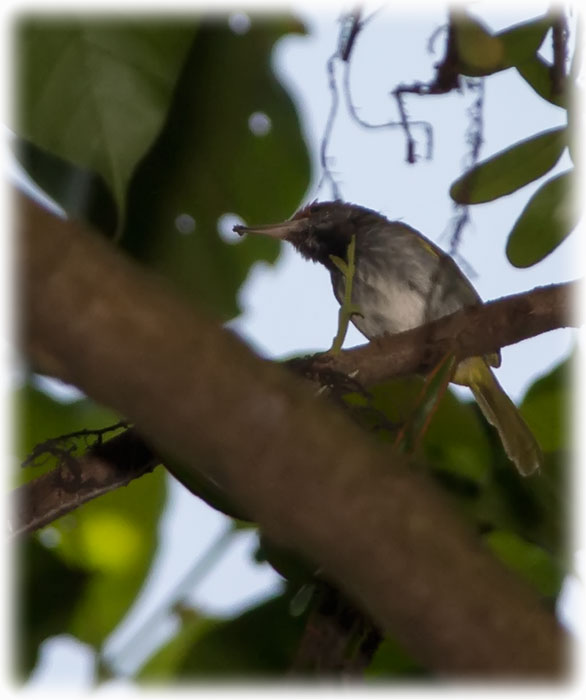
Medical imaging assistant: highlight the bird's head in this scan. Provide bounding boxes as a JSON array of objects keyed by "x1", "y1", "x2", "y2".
[{"x1": 233, "y1": 200, "x2": 380, "y2": 268}]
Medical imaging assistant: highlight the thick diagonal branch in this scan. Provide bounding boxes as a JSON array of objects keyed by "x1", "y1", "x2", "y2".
[{"x1": 18, "y1": 191, "x2": 568, "y2": 676}]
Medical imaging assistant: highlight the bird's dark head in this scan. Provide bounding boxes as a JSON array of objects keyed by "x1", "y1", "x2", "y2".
[{"x1": 233, "y1": 200, "x2": 381, "y2": 268}]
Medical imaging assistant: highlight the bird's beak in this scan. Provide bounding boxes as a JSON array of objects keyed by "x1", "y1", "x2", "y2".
[{"x1": 233, "y1": 217, "x2": 308, "y2": 240}]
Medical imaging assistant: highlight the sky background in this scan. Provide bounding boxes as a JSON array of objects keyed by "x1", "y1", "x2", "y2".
[{"x1": 5, "y1": 0, "x2": 582, "y2": 688}]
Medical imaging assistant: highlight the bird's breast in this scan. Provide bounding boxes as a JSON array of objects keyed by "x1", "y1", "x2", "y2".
[{"x1": 332, "y1": 263, "x2": 430, "y2": 340}]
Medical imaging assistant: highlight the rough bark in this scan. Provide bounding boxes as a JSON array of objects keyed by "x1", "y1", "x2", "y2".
[{"x1": 18, "y1": 192, "x2": 571, "y2": 677}]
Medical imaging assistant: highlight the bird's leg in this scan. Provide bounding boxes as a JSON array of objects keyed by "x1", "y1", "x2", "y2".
[
  {"x1": 329, "y1": 235, "x2": 363, "y2": 354},
  {"x1": 393, "y1": 351, "x2": 457, "y2": 453}
]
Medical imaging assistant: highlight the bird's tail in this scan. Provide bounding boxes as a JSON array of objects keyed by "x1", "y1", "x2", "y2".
[{"x1": 457, "y1": 358, "x2": 543, "y2": 476}]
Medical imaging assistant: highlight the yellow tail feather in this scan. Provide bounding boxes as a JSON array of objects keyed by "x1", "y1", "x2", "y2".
[{"x1": 455, "y1": 358, "x2": 543, "y2": 476}]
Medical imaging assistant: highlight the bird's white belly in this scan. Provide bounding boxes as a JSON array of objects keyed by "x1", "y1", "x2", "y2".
[{"x1": 343, "y1": 269, "x2": 428, "y2": 340}]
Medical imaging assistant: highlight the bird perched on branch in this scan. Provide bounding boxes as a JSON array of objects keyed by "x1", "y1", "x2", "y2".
[{"x1": 234, "y1": 200, "x2": 542, "y2": 476}]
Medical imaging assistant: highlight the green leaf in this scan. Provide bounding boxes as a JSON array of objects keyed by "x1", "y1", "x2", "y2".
[
  {"x1": 137, "y1": 610, "x2": 214, "y2": 681},
  {"x1": 396, "y1": 353, "x2": 457, "y2": 454},
  {"x1": 473, "y1": 354, "x2": 572, "y2": 557},
  {"x1": 516, "y1": 55, "x2": 568, "y2": 108},
  {"x1": 484, "y1": 530, "x2": 564, "y2": 598},
  {"x1": 15, "y1": 377, "x2": 163, "y2": 654},
  {"x1": 353, "y1": 377, "x2": 492, "y2": 483},
  {"x1": 55, "y1": 467, "x2": 167, "y2": 647},
  {"x1": 424, "y1": 390, "x2": 493, "y2": 484},
  {"x1": 520, "y1": 352, "x2": 572, "y2": 453},
  {"x1": 173, "y1": 592, "x2": 305, "y2": 676},
  {"x1": 121, "y1": 18, "x2": 310, "y2": 321},
  {"x1": 16, "y1": 537, "x2": 89, "y2": 678},
  {"x1": 498, "y1": 14, "x2": 553, "y2": 66},
  {"x1": 366, "y1": 635, "x2": 426, "y2": 677},
  {"x1": 15, "y1": 19, "x2": 196, "y2": 222},
  {"x1": 452, "y1": 13, "x2": 506, "y2": 76},
  {"x1": 13, "y1": 136, "x2": 118, "y2": 236},
  {"x1": 289, "y1": 583, "x2": 317, "y2": 617},
  {"x1": 450, "y1": 127, "x2": 567, "y2": 204},
  {"x1": 506, "y1": 170, "x2": 577, "y2": 267},
  {"x1": 14, "y1": 379, "x2": 120, "y2": 486}
]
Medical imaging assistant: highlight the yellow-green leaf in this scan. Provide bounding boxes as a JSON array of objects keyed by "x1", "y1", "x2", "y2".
[
  {"x1": 450, "y1": 127, "x2": 567, "y2": 204},
  {"x1": 484, "y1": 530, "x2": 563, "y2": 598},
  {"x1": 506, "y1": 170, "x2": 577, "y2": 267},
  {"x1": 453, "y1": 13, "x2": 505, "y2": 75}
]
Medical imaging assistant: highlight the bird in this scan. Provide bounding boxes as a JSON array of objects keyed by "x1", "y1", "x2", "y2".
[{"x1": 233, "y1": 200, "x2": 543, "y2": 476}]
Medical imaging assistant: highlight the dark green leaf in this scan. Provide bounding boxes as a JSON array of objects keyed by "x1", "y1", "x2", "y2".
[
  {"x1": 498, "y1": 14, "x2": 552, "y2": 66},
  {"x1": 362, "y1": 377, "x2": 492, "y2": 483},
  {"x1": 366, "y1": 635, "x2": 426, "y2": 677},
  {"x1": 473, "y1": 355, "x2": 571, "y2": 557},
  {"x1": 121, "y1": 18, "x2": 310, "y2": 320},
  {"x1": 14, "y1": 379, "x2": 120, "y2": 486},
  {"x1": 13, "y1": 136, "x2": 118, "y2": 236},
  {"x1": 515, "y1": 55, "x2": 568, "y2": 108},
  {"x1": 395, "y1": 353, "x2": 457, "y2": 454},
  {"x1": 16, "y1": 19, "x2": 196, "y2": 220},
  {"x1": 450, "y1": 127, "x2": 567, "y2": 204},
  {"x1": 16, "y1": 537, "x2": 89, "y2": 678},
  {"x1": 484, "y1": 530, "x2": 564, "y2": 598},
  {"x1": 453, "y1": 13, "x2": 554, "y2": 78},
  {"x1": 506, "y1": 170, "x2": 577, "y2": 267},
  {"x1": 174, "y1": 591, "x2": 305, "y2": 676},
  {"x1": 520, "y1": 352, "x2": 572, "y2": 453},
  {"x1": 424, "y1": 389, "x2": 493, "y2": 484}
]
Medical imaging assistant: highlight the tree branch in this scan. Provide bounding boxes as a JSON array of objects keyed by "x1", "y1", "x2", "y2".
[
  {"x1": 307, "y1": 280, "x2": 578, "y2": 389},
  {"x1": 11, "y1": 429, "x2": 158, "y2": 538},
  {"x1": 18, "y1": 190, "x2": 569, "y2": 676}
]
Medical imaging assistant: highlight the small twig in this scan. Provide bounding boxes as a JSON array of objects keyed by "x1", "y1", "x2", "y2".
[
  {"x1": 442, "y1": 77, "x2": 484, "y2": 264},
  {"x1": 393, "y1": 352, "x2": 457, "y2": 453},
  {"x1": 21, "y1": 421, "x2": 129, "y2": 469},
  {"x1": 551, "y1": 11, "x2": 569, "y2": 97},
  {"x1": 318, "y1": 53, "x2": 343, "y2": 200},
  {"x1": 10, "y1": 428, "x2": 156, "y2": 538},
  {"x1": 339, "y1": 5, "x2": 363, "y2": 62},
  {"x1": 344, "y1": 66, "x2": 433, "y2": 162}
]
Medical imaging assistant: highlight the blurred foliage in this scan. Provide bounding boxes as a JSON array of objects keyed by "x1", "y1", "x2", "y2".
[
  {"x1": 54, "y1": 465, "x2": 166, "y2": 647},
  {"x1": 448, "y1": 9, "x2": 578, "y2": 268},
  {"x1": 15, "y1": 15, "x2": 310, "y2": 321},
  {"x1": 483, "y1": 530, "x2": 564, "y2": 599},
  {"x1": 139, "y1": 591, "x2": 306, "y2": 679},
  {"x1": 13, "y1": 6, "x2": 574, "y2": 684},
  {"x1": 506, "y1": 170, "x2": 577, "y2": 267},
  {"x1": 366, "y1": 636, "x2": 427, "y2": 678},
  {"x1": 15, "y1": 19, "x2": 196, "y2": 222},
  {"x1": 14, "y1": 12, "x2": 310, "y2": 683},
  {"x1": 16, "y1": 537, "x2": 89, "y2": 677},
  {"x1": 15, "y1": 378, "x2": 166, "y2": 653},
  {"x1": 450, "y1": 127, "x2": 567, "y2": 204},
  {"x1": 14, "y1": 379, "x2": 121, "y2": 485},
  {"x1": 120, "y1": 18, "x2": 310, "y2": 320}
]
